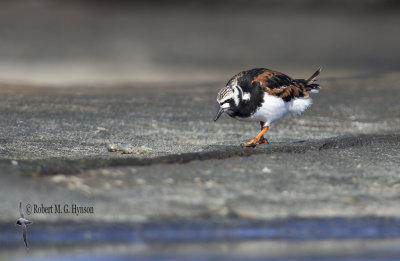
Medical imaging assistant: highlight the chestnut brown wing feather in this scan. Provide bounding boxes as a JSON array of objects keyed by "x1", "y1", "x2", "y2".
[{"x1": 252, "y1": 70, "x2": 309, "y2": 102}]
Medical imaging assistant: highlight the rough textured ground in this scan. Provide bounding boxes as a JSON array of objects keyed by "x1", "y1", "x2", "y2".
[
  {"x1": 1, "y1": 74, "x2": 399, "y2": 163},
  {"x1": 1, "y1": 137, "x2": 399, "y2": 223},
  {"x1": 1, "y1": 74, "x2": 399, "y2": 260},
  {"x1": 0, "y1": 73, "x2": 399, "y2": 219}
]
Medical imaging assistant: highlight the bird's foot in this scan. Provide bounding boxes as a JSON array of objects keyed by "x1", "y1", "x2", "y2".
[
  {"x1": 241, "y1": 136, "x2": 269, "y2": 147},
  {"x1": 258, "y1": 136, "x2": 269, "y2": 145},
  {"x1": 241, "y1": 141, "x2": 257, "y2": 148}
]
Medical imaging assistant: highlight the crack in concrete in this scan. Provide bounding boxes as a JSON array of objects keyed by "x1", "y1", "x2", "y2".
[{"x1": 2, "y1": 134, "x2": 399, "y2": 176}]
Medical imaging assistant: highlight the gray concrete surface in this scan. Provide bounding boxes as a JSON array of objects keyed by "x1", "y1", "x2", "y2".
[
  {"x1": 0, "y1": 72, "x2": 399, "y2": 261},
  {"x1": 0, "y1": 73, "x2": 399, "y2": 223},
  {"x1": 1, "y1": 137, "x2": 399, "y2": 223},
  {"x1": 1, "y1": 74, "x2": 399, "y2": 163}
]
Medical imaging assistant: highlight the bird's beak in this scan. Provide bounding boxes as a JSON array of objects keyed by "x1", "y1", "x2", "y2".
[{"x1": 214, "y1": 107, "x2": 224, "y2": 122}]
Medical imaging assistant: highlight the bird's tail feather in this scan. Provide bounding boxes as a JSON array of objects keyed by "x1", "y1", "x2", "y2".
[
  {"x1": 306, "y1": 67, "x2": 322, "y2": 84},
  {"x1": 294, "y1": 67, "x2": 322, "y2": 93}
]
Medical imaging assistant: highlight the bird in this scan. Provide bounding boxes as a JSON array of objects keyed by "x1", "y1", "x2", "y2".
[
  {"x1": 214, "y1": 67, "x2": 321, "y2": 147},
  {"x1": 16, "y1": 202, "x2": 33, "y2": 248}
]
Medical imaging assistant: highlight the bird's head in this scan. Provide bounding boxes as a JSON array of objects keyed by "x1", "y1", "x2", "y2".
[{"x1": 214, "y1": 85, "x2": 241, "y2": 121}]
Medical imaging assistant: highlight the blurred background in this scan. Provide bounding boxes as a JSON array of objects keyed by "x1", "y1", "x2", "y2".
[{"x1": 0, "y1": 0, "x2": 399, "y2": 86}]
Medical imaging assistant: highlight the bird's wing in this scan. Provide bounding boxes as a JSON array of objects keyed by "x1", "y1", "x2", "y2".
[
  {"x1": 19, "y1": 202, "x2": 24, "y2": 219},
  {"x1": 22, "y1": 225, "x2": 28, "y2": 248},
  {"x1": 252, "y1": 70, "x2": 309, "y2": 102}
]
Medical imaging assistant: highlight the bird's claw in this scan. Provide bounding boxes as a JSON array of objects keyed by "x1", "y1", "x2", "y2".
[
  {"x1": 241, "y1": 142, "x2": 257, "y2": 148},
  {"x1": 241, "y1": 136, "x2": 269, "y2": 147},
  {"x1": 258, "y1": 137, "x2": 269, "y2": 144}
]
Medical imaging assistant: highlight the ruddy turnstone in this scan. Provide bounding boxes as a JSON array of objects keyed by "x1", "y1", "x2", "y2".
[
  {"x1": 16, "y1": 202, "x2": 33, "y2": 248},
  {"x1": 214, "y1": 67, "x2": 321, "y2": 147}
]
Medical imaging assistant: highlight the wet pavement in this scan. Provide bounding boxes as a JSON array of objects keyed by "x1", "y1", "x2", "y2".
[{"x1": 4, "y1": 219, "x2": 400, "y2": 261}]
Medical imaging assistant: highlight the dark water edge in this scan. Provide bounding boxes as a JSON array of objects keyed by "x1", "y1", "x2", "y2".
[
  {"x1": 4, "y1": 218, "x2": 400, "y2": 260},
  {"x1": 3, "y1": 217, "x2": 400, "y2": 247}
]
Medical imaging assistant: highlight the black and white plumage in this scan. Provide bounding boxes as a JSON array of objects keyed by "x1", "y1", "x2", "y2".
[
  {"x1": 16, "y1": 202, "x2": 33, "y2": 248},
  {"x1": 214, "y1": 67, "x2": 321, "y2": 147}
]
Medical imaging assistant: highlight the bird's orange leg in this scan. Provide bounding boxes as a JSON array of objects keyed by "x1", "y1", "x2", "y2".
[
  {"x1": 258, "y1": 121, "x2": 269, "y2": 145},
  {"x1": 241, "y1": 125, "x2": 270, "y2": 147}
]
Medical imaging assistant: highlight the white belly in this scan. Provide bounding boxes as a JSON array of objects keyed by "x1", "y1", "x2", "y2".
[{"x1": 236, "y1": 95, "x2": 312, "y2": 126}]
